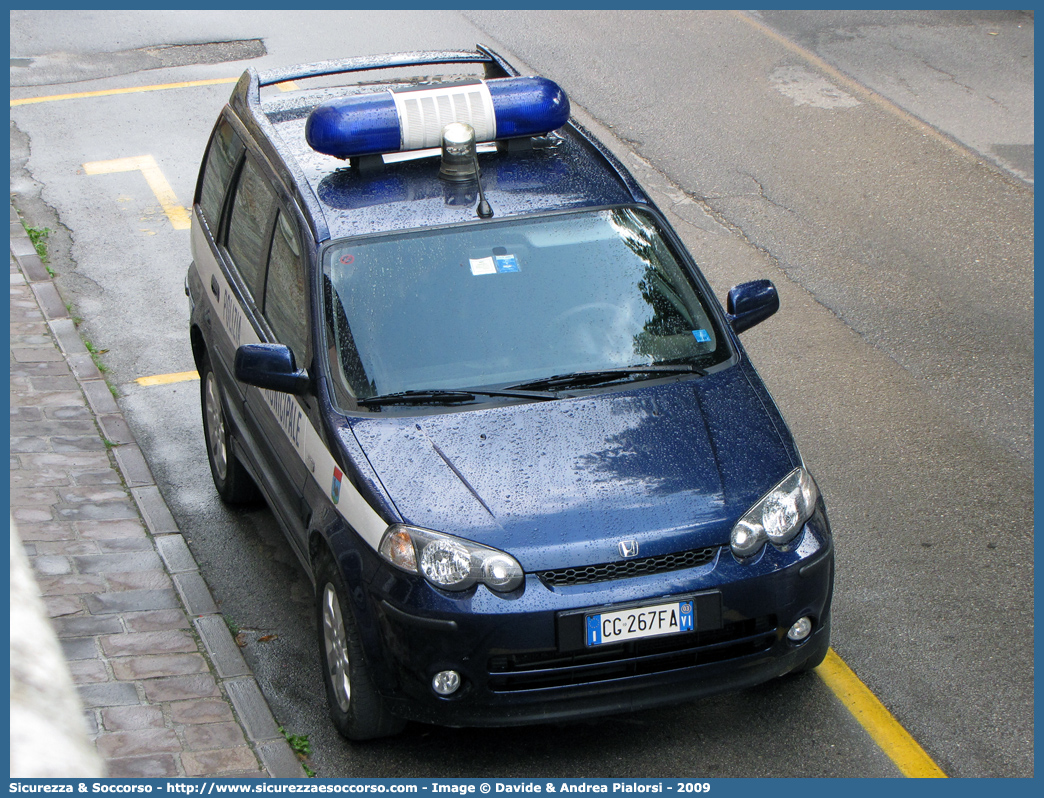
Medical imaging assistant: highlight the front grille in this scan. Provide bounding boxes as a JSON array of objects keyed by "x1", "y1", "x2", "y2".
[
  {"x1": 537, "y1": 546, "x2": 720, "y2": 587},
  {"x1": 487, "y1": 616, "x2": 777, "y2": 692}
]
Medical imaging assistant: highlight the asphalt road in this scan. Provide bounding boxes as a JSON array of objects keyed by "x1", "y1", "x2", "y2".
[{"x1": 9, "y1": 10, "x2": 1033, "y2": 779}]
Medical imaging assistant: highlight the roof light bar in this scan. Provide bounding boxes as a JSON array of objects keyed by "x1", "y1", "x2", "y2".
[{"x1": 305, "y1": 76, "x2": 570, "y2": 160}]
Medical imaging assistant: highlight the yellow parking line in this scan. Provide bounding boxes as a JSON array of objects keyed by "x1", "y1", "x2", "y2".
[
  {"x1": 83, "y1": 155, "x2": 191, "y2": 230},
  {"x1": 12, "y1": 76, "x2": 325, "y2": 106},
  {"x1": 10, "y1": 77, "x2": 239, "y2": 106},
  {"x1": 817, "y1": 648, "x2": 947, "y2": 777},
  {"x1": 135, "y1": 370, "x2": 199, "y2": 387}
]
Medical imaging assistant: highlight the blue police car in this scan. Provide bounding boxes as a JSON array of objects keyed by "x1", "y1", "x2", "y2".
[{"x1": 186, "y1": 47, "x2": 833, "y2": 740}]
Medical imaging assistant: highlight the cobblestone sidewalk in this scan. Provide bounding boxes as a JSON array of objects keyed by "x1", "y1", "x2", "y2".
[{"x1": 10, "y1": 205, "x2": 304, "y2": 779}]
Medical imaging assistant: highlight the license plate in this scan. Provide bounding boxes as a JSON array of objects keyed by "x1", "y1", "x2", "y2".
[{"x1": 585, "y1": 599, "x2": 694, "y2": 647}]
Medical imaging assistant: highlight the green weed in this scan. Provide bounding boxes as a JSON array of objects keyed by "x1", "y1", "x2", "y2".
[
  {"x1": 84, "y1": 340, "x2": 109, "y2": 374},
  {"x1": 281, "y1": 727, "x2": 313, "y2": 758},
  {"x1": 280, "y1": 726, "x2": 315, "y2": 774},
  {"x1": 25, "y1": 225, "x2": 51, "y2": 262}
]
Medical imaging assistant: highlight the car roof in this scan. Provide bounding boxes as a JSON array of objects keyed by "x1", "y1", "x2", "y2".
[{"x1": 226, "y1": 47, "x2": 651, "y2": 243}]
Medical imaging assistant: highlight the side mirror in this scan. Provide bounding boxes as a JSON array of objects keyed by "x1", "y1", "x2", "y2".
[
  {"x1": 235, "y1": 343, "x2": 309, "y2": 395},
  {"x1": 726, "y1": 280, "x2": 779, "y2": 334}
]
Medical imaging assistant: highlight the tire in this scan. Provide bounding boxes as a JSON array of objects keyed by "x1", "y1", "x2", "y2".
[
  {"x1": 200, "y1": 354, "x2": 260, "y2": 505},
  {"x1": 316, "y1": 553, "x2": 405, "y2": 741}
]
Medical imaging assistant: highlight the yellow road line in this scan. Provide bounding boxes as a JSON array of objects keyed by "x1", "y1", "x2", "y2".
[
  {"x1": 135, "y1": 370, "x2": 199, "y2": 387},
  {"x1": 12, "y1": 76, "x2": 321, "y2": 106},
  {"x1": 817, "y1": 648, "x2": 947, "y2": 777},
  {"x1": 83, "y1": 155, "x2": 191, "y2": 230},
  {"x1": 731, "y1": 10, "x2": 976, "y2": 162},
  {"x1": 10, "y1": 77, "x2": 238, "y2": 106}
]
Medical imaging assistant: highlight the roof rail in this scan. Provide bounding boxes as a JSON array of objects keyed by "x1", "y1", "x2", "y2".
[{"x1": 256, "y1": 45, "x2": 516, "y2": 87}]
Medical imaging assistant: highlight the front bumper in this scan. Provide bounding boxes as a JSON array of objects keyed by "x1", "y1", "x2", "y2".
[{"x1": 353, "y1": 516, "x2": 833, "y2": 727}]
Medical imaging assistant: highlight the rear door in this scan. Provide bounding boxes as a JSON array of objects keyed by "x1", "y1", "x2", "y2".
[{"x1": 211, "y1": 150, "x2": 278, "y2": 475}]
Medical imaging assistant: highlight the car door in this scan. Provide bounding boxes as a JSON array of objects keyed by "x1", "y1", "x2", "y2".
[
  {"x1": 221, "y1": 150, "x2": 314, "y2": 531},
  {"x1": 245, "y1": 206, "x2": 315, "y2": 557}
]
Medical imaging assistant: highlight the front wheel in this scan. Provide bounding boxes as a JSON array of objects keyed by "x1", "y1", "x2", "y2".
[
  {"x1": 316, "y1": 553, "x2": 405, "y2": 741},
  {"x1": 200, "y1": 355, "x2": 260, "y2": 505}
]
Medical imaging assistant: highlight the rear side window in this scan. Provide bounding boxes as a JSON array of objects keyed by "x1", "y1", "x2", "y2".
[
  {"x1": 263, "y1": 211, "x2": 310, "y2": 367},
  {"x1": 198, "y1": 119, "x2": 242, "y2": 230},
  {"x1": 226, "y1": 157, "x2": 276, "y2": 297}
]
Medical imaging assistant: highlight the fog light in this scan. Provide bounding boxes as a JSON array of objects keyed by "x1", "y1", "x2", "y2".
[
  {"x1": 787, "y1": 617, "x2": 813, "y2": 642},
  {"x1": 432, "y1": 670, "x2": 461, "y2": 696}
]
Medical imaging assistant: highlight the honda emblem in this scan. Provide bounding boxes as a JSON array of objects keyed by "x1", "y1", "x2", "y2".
[{"x1": 618, "y1": 540, "x2": 639, "y2": 558}]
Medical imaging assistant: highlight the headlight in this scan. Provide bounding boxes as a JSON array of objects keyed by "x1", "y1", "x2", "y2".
[
  {"x1": 420, "y1": 539, "x2": 472, "y2": 587},
  {"x1": 730, "y1": 468, "x2": 819, "y2": 558},
  {"x1": 378, "y1": 525, "x2": 524, "y2": 593}
]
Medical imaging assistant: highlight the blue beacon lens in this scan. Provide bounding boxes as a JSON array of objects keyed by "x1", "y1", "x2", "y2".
[
  {"x1": 305, "y1": 98, "x2": 401, "y2": 160},
  {"x1": 484, "y1": 77, "x2": 569, "y2": 139}
]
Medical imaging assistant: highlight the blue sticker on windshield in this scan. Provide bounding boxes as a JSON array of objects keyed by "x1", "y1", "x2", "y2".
[
  {"x1": 495, "y1": 254, "x2": 520, "y2": 273},
  {"x1": 692, "y1": 329, "x2": 711, "y2": 343}
]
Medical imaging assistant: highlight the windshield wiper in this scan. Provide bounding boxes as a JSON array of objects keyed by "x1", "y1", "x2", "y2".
[
  {"x1": 357, "y1": 387, "x2": 558, "y2": 407},
  {"x1": 506, "y1": 364, "x2": 705, "y2": 392}
]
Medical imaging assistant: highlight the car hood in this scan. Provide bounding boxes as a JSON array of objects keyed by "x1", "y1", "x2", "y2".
[{"x1": 348, "y1": 368, "x2": 795, "y2": 571}]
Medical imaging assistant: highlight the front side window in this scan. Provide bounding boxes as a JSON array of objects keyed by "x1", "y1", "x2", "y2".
[
  {"x1": 324, "y1": 207, "x2": 729, "y2": 401},
  {"x1": 263, "y1": 211, "x2": 310, "y2": 367},
  {"x1": 226, "y1": 157, "x2": 276, "y2": 297}
]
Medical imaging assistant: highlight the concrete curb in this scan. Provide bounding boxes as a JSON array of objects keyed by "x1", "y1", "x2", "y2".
[{"x1": 10, "y1": 205, "x2": 306, "y2": 779}]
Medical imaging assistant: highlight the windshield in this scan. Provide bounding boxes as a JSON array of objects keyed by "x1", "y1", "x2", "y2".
[{"x1": 323, "y1": 207, "x2": 730, "y2": 402}]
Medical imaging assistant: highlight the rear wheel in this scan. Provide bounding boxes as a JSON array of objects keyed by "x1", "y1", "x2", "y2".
[
  {"x1": 316, "y1": 553, "x2": 405, "y2": 741},
  {"x1": 200, "y1": 355, "x2": 260, "y2": 505}
]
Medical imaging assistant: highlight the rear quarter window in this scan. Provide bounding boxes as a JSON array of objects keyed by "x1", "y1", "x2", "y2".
[{"x1": 197, "y1": 118, "x2": 242, "y2": 231}]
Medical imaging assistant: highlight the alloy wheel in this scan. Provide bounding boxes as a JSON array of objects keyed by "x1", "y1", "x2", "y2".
[
  {"x1": 204, "y1": 371, "x2": 228, "y2": 481},
  {"x1": 323, "y1": 583, "x2": 352, "y2": 712}
]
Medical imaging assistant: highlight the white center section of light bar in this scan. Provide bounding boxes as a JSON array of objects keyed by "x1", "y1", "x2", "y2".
[{"x1": 390, "y1": 82, "x2": 497, "y2": 151}]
